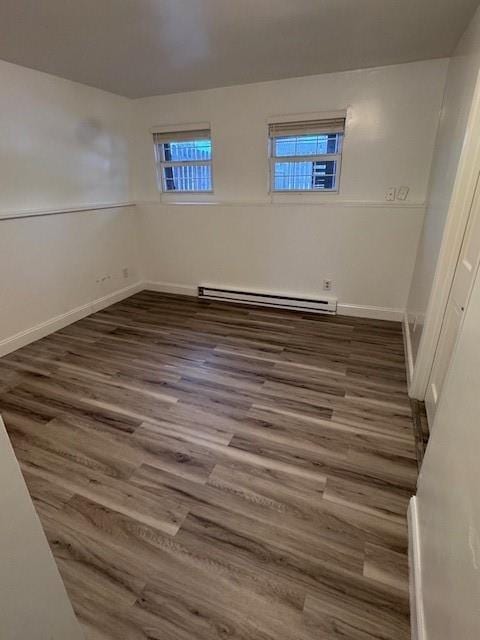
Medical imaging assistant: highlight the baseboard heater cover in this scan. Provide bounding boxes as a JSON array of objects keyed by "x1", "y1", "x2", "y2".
[{"x1": 198, "y1": 286, "x2": 337, "y2": 314}]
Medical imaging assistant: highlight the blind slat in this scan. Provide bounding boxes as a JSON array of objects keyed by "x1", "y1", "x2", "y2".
[
  {"x1": 153, "y1": 129, "x2": 210, "y2": 143},
  {"x1": 269, "y1": 118, "x2": 345, "y2": 138}
]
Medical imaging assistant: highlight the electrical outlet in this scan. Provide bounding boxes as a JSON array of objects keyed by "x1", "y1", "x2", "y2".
[
  {"x1": 397, "y1": 186, "x2": 409, "y2": 201},
  {"x1": 323, "y1": 279, "x2": 332, "y2": 292},
  {"x1": 122, "y1": 267, "x2": 129, "y2": 279},
  {"x1": 385, "y1": 187, "x2": 396, "y2": 202}
]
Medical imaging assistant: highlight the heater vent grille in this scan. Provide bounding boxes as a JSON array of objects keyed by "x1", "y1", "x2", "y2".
[{"x1": 198, "y1": 286, "x2": 337, "y2": 314}]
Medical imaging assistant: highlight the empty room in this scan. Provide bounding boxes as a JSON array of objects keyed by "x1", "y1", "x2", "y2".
[{"x1": 2, "y1": 1, "x2": 480, "y2": 638}]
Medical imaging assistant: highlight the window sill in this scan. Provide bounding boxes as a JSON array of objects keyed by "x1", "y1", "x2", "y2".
[
  {"x1": 270, "y1": 190, "x2": 339, "y2": 195},
  {"x1": 162, "y1": 191, "x2": 214, "y2": 195}
]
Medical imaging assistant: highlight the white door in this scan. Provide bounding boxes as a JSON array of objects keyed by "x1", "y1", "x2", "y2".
[{"x1": 426, "y1": 174, "x2": 480, "y2": 424}]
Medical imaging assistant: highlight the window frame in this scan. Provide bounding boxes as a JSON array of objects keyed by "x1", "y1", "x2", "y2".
[
  {"x1": 153, "y1": 130, "x2": 214, "y2": 195},
  {"x1": 268, "y1": 120, "x2": 345, "y2": 194}
]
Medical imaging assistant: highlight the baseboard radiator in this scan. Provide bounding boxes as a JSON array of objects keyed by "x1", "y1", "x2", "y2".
[{"x1": 198, "y1": 286, "x2": 337, "y2": 314}]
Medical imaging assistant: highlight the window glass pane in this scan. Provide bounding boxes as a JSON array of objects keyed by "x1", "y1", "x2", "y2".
[
  {"x1": 274, "y1": 134, "x2": 340, "y2": 157},
  {"x1": 273, "y1": 160, "x2": 337, "y2": 191},
  {"x1": 162, "y1": 139, "x2": 212, "y2": 162},
  {"x1": 274, "y1": 138, "x2": 297, "y2": 157},
  {"x1": 163, "y1": 164, "x2": 212, "y2": 192}
]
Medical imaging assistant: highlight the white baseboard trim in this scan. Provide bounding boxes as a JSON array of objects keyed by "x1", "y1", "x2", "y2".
[
  {"x1": 143, "y1": 281, "x2": 197, "y2": 296},
  {"x1": 403, "y1": 311, "x2": 415, "y2": 389},
  {"x1": 408, "y1": 497, "x2": 426, "y2": 640},
  {"x1": 0, "y1": 281, "x2": 406, "y2": 358},
  {"x1": 337, "y1": 303, "x2": 404, "y2": 322},
  {"x1": 0, "y1": 282, "x2": 143, "y2": 357},
  {"x1": 144, "y1": 282, "x2": 404, "y2": 321}
]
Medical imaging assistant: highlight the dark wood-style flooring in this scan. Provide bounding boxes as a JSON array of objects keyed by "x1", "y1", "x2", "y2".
[
  {"x1": 410, "y1": 399, "x2": 430, "y2": 468},
  {"x1": 0, "y1": 291, "x2": 416, "y2": 639}
]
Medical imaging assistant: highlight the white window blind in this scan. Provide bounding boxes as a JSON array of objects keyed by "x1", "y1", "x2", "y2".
[
  {"x1": 152, "y1": 129, "x2": 211, "y2": 144},
  {"x1": 269, "y1": 117, "x2": 345, "y2": 192},
  {"x1": 153, "y1": 129, "x2": 213, "y2": 193},
  {"x1": 268, "y1": 117, "x2": 345, "y2": 138}
]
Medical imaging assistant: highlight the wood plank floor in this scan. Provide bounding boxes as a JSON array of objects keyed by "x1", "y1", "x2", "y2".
[{"x1": 0, "y1": 291, "x2": 417, "y2": 639}]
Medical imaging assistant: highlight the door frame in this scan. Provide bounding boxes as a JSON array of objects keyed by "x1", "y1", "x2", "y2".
[{"x1": 409, "y1": 69, "x2": 480, "y2": 400}]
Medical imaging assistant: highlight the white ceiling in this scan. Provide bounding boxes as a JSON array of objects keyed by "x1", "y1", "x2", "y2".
[{"x1": 0, "y1": 0, "x2": 478, "y2": 98}]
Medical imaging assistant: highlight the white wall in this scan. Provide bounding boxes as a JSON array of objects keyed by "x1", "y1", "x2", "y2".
[
  {"x1": 0, "y1": 417, "x2": 84, "y2": 640},
  {"x1": 406, "y1": 8, "x2": 480, "y2": 362},
  {"x1": 0, "y1": 207, "x2": 140, "y2": 350},
  {"x1": 0, "y1": 59, "x2": 132, "y2": 214},
  {"x1": 0, "y1": 56, "x2": 451, "y2": 345},
  {"x1": 0, "y1": 60, "x2": 141, "y2": 351},
  {"x1": 138, "y1": 203, "x2": 423, "y2": 315},
  {"x1": 415, "y1": 254, "x2": 480, "y2": 640},
  {"x1": 132, "y1": 59, "x2": 447, "y2": 314},
  {"x1": 133, "y1": 59, "x2": 447, "y2": 205}
]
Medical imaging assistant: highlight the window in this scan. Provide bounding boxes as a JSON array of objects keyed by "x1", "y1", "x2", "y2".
[
  {"x1": 269, "y1": 118, "x2": 345, "y2": 192},
  {"x1": 153, "y1": 129, "x2": 212, "y2": 193}
]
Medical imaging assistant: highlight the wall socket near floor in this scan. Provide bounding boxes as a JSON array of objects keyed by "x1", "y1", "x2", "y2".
[
  {"x1": 323, "y1": 279, "x2": 333, "y2": 292},
  {"x1": 122, "y1": 267, "x2": 129, "y2": 279}
]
